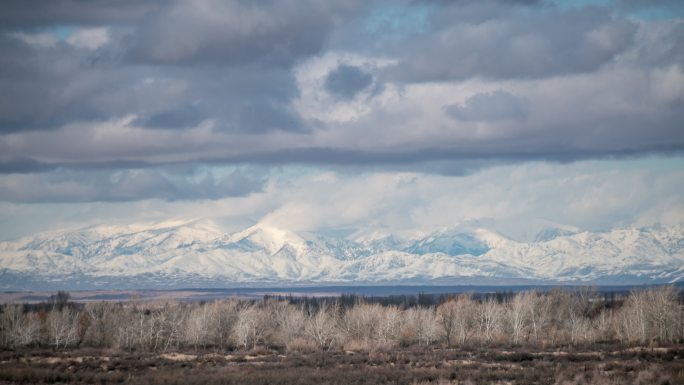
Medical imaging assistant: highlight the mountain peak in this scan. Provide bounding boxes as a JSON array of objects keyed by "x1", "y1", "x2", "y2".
[
  {"x1": 225, "y1": 223, "x2": 307, "y2": 255},
  {"x1": 534, "y1": 226, "x2": 580, "y2": 242}
]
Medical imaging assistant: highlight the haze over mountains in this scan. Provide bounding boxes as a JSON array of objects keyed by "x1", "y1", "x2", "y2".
[{"x1": 1, "y1": 219, "x2": 682, "y2": 290}]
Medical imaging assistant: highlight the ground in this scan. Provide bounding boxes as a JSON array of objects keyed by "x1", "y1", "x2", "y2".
[{"x1": 1, "y1": 344, "x2": 682, "y2": 385}]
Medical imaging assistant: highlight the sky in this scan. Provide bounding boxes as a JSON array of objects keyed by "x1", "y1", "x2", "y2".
[{"x1": 0, "y1": 0, "x2": 682, "y2": 240}]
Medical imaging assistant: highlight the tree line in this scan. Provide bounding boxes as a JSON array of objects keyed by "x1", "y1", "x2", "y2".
[{"x1": 1, "y1": 286, "x2": 682, "y2": 352}]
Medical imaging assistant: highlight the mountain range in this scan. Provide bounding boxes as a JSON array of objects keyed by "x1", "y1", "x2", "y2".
[{"x1": 1, "y1": 219, "x2": 683, "y2": 290}]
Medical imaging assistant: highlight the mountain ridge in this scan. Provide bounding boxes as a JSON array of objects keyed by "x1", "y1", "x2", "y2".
[{"x1": 1, "y1": 220, "x2": 683, "y2": 289}]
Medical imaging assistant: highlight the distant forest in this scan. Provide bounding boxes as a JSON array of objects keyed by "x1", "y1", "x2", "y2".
[{"x1": 1, "y1": 286, "x2": 682, "y2": 352}]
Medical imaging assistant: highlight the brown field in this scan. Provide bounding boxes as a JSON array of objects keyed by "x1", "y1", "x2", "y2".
[{"x1": 1, "y1": 345, "x2": 682, "y2": 385}]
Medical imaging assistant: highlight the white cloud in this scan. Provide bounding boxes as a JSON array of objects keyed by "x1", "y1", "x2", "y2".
[
  {"x1": 253, "y1": 158, "x2": 684, "y2": 237},
  {"x1": 66, "y1": 27, "x2": 109, "y2": 50},
  {"x1": 2, "y1": 158, "x2": 681, "y2": 241},
  {"x1": 294, "y1": 51, "x2": 397, "y2": 124},
  {"x1": 9, "y1": 32, "x2": 58, "y2": 48}
]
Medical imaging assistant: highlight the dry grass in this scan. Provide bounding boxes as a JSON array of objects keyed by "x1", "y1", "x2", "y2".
[
  {"x1": 285, "y1": 337, "x2": 319, "y2": 355},
  {"x1": 0, "y1": 345, "x2": 682, "y2": 385}
]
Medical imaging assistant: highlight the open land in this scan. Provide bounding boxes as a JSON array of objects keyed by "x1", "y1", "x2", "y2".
[{"x1": 1, "y1": 345, "x2": 682, "y2": 385}]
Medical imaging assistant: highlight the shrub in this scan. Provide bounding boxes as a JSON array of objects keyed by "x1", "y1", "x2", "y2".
[{"x1": 285, "y1": 337, "x2": 319, "y2": 355}]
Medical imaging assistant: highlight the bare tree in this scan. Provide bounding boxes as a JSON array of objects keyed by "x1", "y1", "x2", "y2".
[
  {"x1": 620, "y1": 289, "x2": 648, "y2": 343},
  {"x1": 646, "y1": 285, "x2": 682, "y2": 342},
  {"x1": 47, "y1": 308, "x2": 78, "y2": 349},
  {"x1": 268, "y1": 301, "x2": 305, "y2": 347},
  {"x1": 616, "y1": 286, "x2": 683, "y2": 344},
  {"x1": 437, "y1": 299, "x2": 459, "y2": 347},
  {"x1": 112, "y1": 306, "x2": 135, "y2": 350},
  {"x1": 505, "y1": 293, "x2": 530, "y2": 344},
  {"x1": 162, "y1": 304, "x2": 188, "y2": 351},
  {"x1": 340, "y1": 302, "x2": 379, "y2": 344},
  {"x1": 376, "y1": 305, "x2": 403, "y2": 346},
  {"x1": 1, "y1": 304, "x2": 23, "y2": 348},
  {"x1": 127, "y1": 303, "x2": 188, "y2": 352},
  {"x1": 552, "y1": 288, "x2": 599, "y2": 345},
  {"x1": 526, "y1": 292, "x2": 552, "y2": 343},
  {"x1": 413, "y1": 307, "x2": 439, "y2": 346},
  {"x1": 593, "y1": 307, "x2": 615, "y2": 342},
  {"x1": 185, "y1": 303, "x2": 213, "y2": 350},
  {"x1": 478, "y1": 298, "x2": 502, "y2": 343},
  {"x1": 304, "y1": 303, "x2": 339, "y2": 351},
  {"x1": 233, "y1": 304, "x2": 269, "y2": 350},
  {"x1": 1, "y1": 287, "x2": 680, "y2": 352},
  {"x1": 211, "y1": 300, "x2": 240, "y2": 350},
  {"x1": 452, "y1": 295, "x2": 478, "y2": 346},
  {"x1": 0, "y1": 304, "x2": 40, "y2": 348},
  {"x1": 84, "y1": 302, "x2": 115, "y2": 347}
]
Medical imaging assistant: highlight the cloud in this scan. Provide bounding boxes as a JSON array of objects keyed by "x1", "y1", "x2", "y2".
[
  {"x1": 388, "y1": 6, "x2": 638, "y2": 81},
  {"x1": 0, "y1": 166, "x2": 267, "y2": 203},
  {"x1": 0, "y1": 35, "x2": 307, "y2": 134},
  {"x1": 0, "y1": 0, "x2": 163, "y2": 29},
  {"x1": 0, "y1": 158, "x2": 682, "y2": 241},
  {"x1": 234, "y1": 102, "x2": 307, "y2": 134},
  {"x1": 132, "y1": 104, "x2": 206, "y2": 130},
  {"x1": 66, "y1": 27, "x2": 109, "y2": 50},
  {"x1": 0, "y1": 34, "x2": 158, "y2": 133},
  {"x1": 128, "y1": 0, "x2": 362, "y2": 67},
  {"x1": 9, "y1": 31, "x2": 58, "y2": 48},
  {"x1": 258, "y1": 158, "x2": 684, "y2": 237},
  {"x1": 0, "y1": 0, "x2": 682, "y2": 208},
  {"x1": 324, "y1": 64, "x2": 374, "y2": 99},
  {"x1": 444, "y1": 90, "x2": 529, "y2": 122},
  {"x1": 0, "y1": 157, "x2": 58, "y2": 174},
  {"x1": 2, "y1": 61, "x2": 684, "y2": 171},
  {"x1": 619, "y1": 0, "x2": 684, "y2": 19}
]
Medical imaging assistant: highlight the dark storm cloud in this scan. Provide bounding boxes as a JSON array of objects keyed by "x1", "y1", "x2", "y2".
[
  {"x1": 0, "y1": 158, "x2": 58, "y2": 174},
  {"x1": 627, "y1": 21, "x2": 684, "y2": 67},
  {"x1": 132, "y1": 104, "x2": 206, "y2": 130},
  {"x1": 188, "y1": 144, "x2": 684, "y2": 168},
  {"x1": 324, "y1": 65, "x2": 374, "y2": 99},
  {"x1": 235, "y1": 103, "x2": 307, "y2": 133},
  {"x1": 127, "y1": 0, "x2": 363, "y2": 67},
  {"x1": 0, "y1": 0, "x2": 366, "y2": 134},
  {"x1": 0, "y1": 36, "x2": 96, "y2": 133},
  {"x1": 0, "y1": 30, "x2": 307, "y2": 134},
  {"x1": 178, "y1": 66, "x2": 308, "y2": 133},
  {"x1": 389, "y1": 6, "x2": 638, "y2": 81},
  {"x1": 0, "y1": 0, "x2": 162, "y2": 29},
  {"x1": 0, "y1": 167, "x2": 267, "y2": 203},
  {"x1": 0, "y1": 32, "x2": 190, "y2": 133},
  {"x1": 445, "y1": 90, "x2": 529, "y2": 122}
]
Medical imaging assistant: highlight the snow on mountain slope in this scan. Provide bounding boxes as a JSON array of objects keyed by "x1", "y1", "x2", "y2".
[
  {"x1": 0, "y1": 220, "x2": 683, "y2": 289},
  {"x1": 404, "y1": 228, "x2": 490, "y2": 256},
  {"x1": 219, "y1": 224, "x2": 307, "y2": 255},
  {"x1": 484, "y1": 227, "x2": 684, "y2": 281},
  {"x1": 534, "y1": 226, "x2": 580, "y2": 242}
]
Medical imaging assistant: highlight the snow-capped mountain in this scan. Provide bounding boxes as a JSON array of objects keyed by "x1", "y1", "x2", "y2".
[{"x1": 1, "y1": 219, "x2": 683, "y2": 289}]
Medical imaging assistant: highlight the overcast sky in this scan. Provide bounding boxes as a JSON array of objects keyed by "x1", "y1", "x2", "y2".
[{"x1": 0, "y1": 0, "x2": 682, "y2": 240}]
